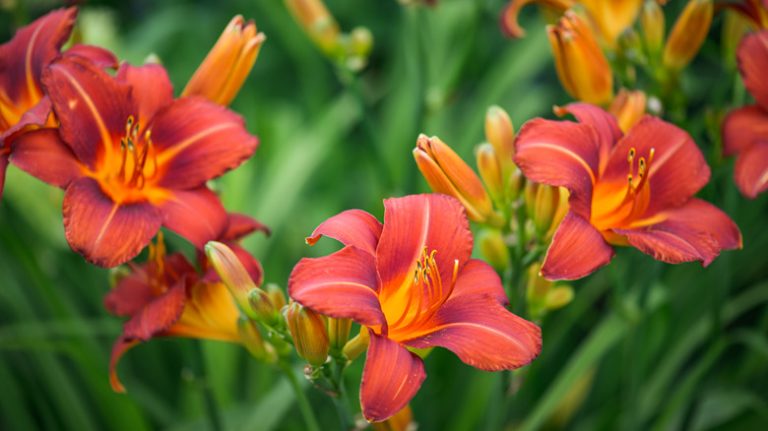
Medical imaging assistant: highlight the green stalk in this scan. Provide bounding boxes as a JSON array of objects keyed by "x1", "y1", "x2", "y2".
[{"x1": 279, "y1": 362, "x2": 322, "y2": 431}]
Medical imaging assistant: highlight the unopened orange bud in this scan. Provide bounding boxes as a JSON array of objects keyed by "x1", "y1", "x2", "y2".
[
  {"x1": 476, "y1": 143, "x2": 504, "y2": 204},
  {"x1": 662, "y1": 0, "x2": 713, "y2": 71},
  {"x1": 182, "y1": 16, "x2": 265, "y2": 106},
  {"x1": 265, "y1": 283, "x2": 287, "y2": 312},
  {"x1": 284, "y1": 302, "x2": 330, "y2": 366},
  {"x1": 581, "y1": 0, "x2": 643, "y2": 47},
  {"x1": 484, "y1": 106, "x2": 516, "y2": 176},
  {"x1": 640, "y1": 0, "x2": 665, "y2": 58},
  {"x1": 205, "y1": 241, "x2": 261, "y2": 320},
  {"x1": 248, "y1": 288, "x2": 279, "y2": 325},
  {"x1": 547, "y1": 11, "x2": 614, "y2": 105},
  {"x1": 414, "y1": 134, "x2": 501, "y2": 225},
  {"x1": 285, "y1": 0, "x2": 340, "y2": 54},
  {"x1": 609, "y1": 88, "x2": 647, "y2": 133},
  {"x1": 373, "y1": 405, "x2": 415, "y2": 431},
  {"x1": 327, "y1": 318, "x2": 352, "y2": 351}
]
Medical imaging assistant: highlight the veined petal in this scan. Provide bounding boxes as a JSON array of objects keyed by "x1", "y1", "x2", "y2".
[
  {"x1": 222, "y1": 212, "x2": 270, "y2": 241},
  {"x1": 305, "y1": 209, "x2": 382, "y2": 256},
  {"x1": 360, "y1": 334, "x2": 426, "y2": 423},
  {"x1": 554, "y1": 103, "x2": 622, "y2": 171},
  {"x1": 160, "y1": 187, "x2": 228, "y2": 249},
  {"x1": 9, "y1": 128, "x2": 82, "y2": 187},
  {"x1": 450, "y1": 259, "x2": 509, "y2": 305},
  {"x1": 117, "y1": 63, "x2": 174, "y2": 122},
  {"x1": 734, "y1": 141, "x2": 768, "y2": 198},
  {"x1": 151, "y1": 97, "x2": 258, "y2": 188},
  {"x1": 738, "y1": 30, "x2": 768, "y2": 111},
  {"x1": 63, "y1": 177, "x2": 162, "y2": 267},
  {"x1": 64, "y1": 44, "x2": 118, "y2": 69},
  {"x1": 514, "y1": 118, "x2": 599, "y2": 219},
  {"x1": 43, "y1": 56, "x2": 131, "y2": 168},
  {"x1": 603, "y1": 116, "x2": 710, "y2": 216},
  {"x1": 288, "y1": 246, "x2": 386, "y2": 327},
  {"x1": 722, "y1": 105, "x2": 768, "y2": 156},
  {"x1": 0, "y1": 7, "x2": 75, "y2": 109},
  {"x1": 405, "y1": 296, "x2": 541, "y2": 371},
  {"x1": 616, "y1": 199, "x2": 742, "y2": 266},
  {"x1": 376, "y1": 194, "x2": 473, "y2": 300},
  {"x1": 541, "y1": 212, "x2": 614, "y2": 280}
]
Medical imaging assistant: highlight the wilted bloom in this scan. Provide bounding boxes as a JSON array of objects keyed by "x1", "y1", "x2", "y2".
[
  {"x1": 547, "y1": 11, "x2": 614, "y2": 105},
  {"x1": 11, "y1": 57, "x2": 257, "y2": 267},
  {"x1": 662, "y1": 0, "x2": 713, "y2": 71},
  {"x1": 182, "y1": 15, "x2": 265, "y2": 106},
  {"x1": 289, "y1": 194, "x2": 541, "y2": 421},
  {"x1": 0, "y1": 7, "x2": 116, "y2": 198},
  {"x1": 723, "y1": 30, "x2": 768, "y2": 198},
  {"x1": 413, "y1": 134, "x2": 502, "y2": 225},
  {"x1": 609, "y1": 88, "x2": 647, "y2": 132},
  {"x1": 514, "y1": 103, "x2": 741, "y2": 280},
  {"x1": 502, "y1": 0, "x2": 643, "y2": 47},
  {"x1": 284, "y1": 301, "x2": 330, "y2": 366}
]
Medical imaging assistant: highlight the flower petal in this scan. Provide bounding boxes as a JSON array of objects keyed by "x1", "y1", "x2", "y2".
[
  {"x1": 160, "y1": 187, "x2": 228, "y2": 249},
  {"x1": 109, "y1": 338, "x2": 138, "y2": 393},
  {"x1": 0, "y1": 96, "x2": 53, "y2": 143},
  {"x1": 555, "y1": 103, "x2": 622, "y2": 170},
  {"x1": 152, "y1": 97, "x2": 258, "y2": 189},
  {"x1": 222, "y1": 212, "x2": 270, "y2": 241},
  {"x1": 450, "y1": 259, "x2": 509, "y2": 305},
  {"x1": 405, "y1": 296, "x2": 541, "y2": 371},
  {"x1": 602, "y1": 116, "x2": 710, "y2": 216},
  {"x1": 734, "y1": 141, "x2": 768, "y2": 199},
  {"x1": 289, "y1": 246, "x2": 386, "y2": 327},
  {"x1": 43, "y1": 56, "x2": 131, "y2": 169},
  {"x1": 63, "y1": 44, "x2": 118, "y2": 69},
  {"x1": 169, "y1": 281, "x2": 241, "y2": 342},
  {"x1": 541, "y1": 212, "x2": 614, "y2": 280},
  {"x1": 722, "y1": 105, "x2": 768, "y2": 156},
  {"x1": 616, "y1": 199, "x2": 742, "y2": 266},
  {"x1": 376, "y1": 194, "x2": 473, "y2": 300},
  {"x1": 738, "y1": 30, "x2": 768, "y2": 110},
  {"x1": 116, "y1": 63, "x2": 174, "y2": 121},
  {"x1": 514, "y1": 118, "x2": 599, "y2": 219},
  {"x1": 63, "y1": 177, "x2": 162, "y2": 267},
  {"x1": 9, "y1": 128, "x2": 82, "y2": 187},
  {"x1": 305, "y1": 209, "x2": 382, "y2": 256},
  {"x1": 0, "y1": 149, "x2": 8, "y2": 199},
  {"x1": 360, "y1": 334, "x2": 426, "y2": 423}
]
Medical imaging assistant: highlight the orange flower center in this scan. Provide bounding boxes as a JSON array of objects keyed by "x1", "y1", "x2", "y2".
[
  {"x1": 591, "y1": 146, "x2": 656, "y2": 234},
  {"x1": 380, "y1": 248, "x2": 458, "y2": 342}
]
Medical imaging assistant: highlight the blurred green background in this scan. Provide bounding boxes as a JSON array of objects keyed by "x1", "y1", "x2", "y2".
[{"x1": 1, "y1": 0, "x2": 767, "y2": 430}]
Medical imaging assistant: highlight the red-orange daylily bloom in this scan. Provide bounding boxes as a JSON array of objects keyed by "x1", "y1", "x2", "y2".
[
  {"x1": 723, "y1": 30, "x2": 768, "y2": 199},
  {"x1": 106, "y1": 214, "x2": 266, "y2": 392},
  {"x1": 10, "y1": 56, "x2": 257, "y2": 267},
  {"x1": 724, "y1": 0, "x2": 768, "y2": 30},
  {"x1": 0, "y1": 7, "x2": 116, "y2": 198},
  {"x1": 289, "y1": 194, "x2": 541, "y2": 422},
  {"x1": 514, "y1": 103, "x2": 742, "y2": 280}
]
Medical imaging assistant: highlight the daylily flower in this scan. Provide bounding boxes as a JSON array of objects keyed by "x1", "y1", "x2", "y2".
[
  {"x1": 724, "y1": 0, "x2": 768, "y2": 30},
  {"x1": 10, "y1": 56, "x2": 257, "y2": 267},
  {"x1": 106, "y1": 214, "x2": 266, "y2": 392},
  {"x1": 181, "y1": 15, "x2": 265, "y2": 106},
  {"x1": 723, "y1": 30, "x2": 768, "y2": 198},
  {"x1": 0, "y1": 7, "x2": 116, "y2": 198},
  {"x1": 289, "y1": 194, "x2": 541, "y2": 422},
  {"x1": 514, "y1": 103, "x2": 741, "y2": 280}
]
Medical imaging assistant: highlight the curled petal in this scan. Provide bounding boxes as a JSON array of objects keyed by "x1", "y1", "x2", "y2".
[
  {"x1": 555, "y1": 102, "x2": 622, "y2": 168},
  {"x1": 63, "y1": 177, "x2": 162, "y2": 267},
  {"x1": 9, "y1": 128, "x2": 82, "y2": 187},
  {"x1": 109, "y1": 338, "x2": 138, "y2": 393},
  {"x1": 306, "y1": 209, "x2": 382, "y2": 255},
  {"x1": 360, "y1": 334, "x2": 426, "y2": 423},
  {"x1": 117, "y1": 63, "x2": 174, "y2": 121},
  {"x1": 376, "y1": 194, "x2": 473, "y2": 300},
  {"x1": 734, "y1": 141, "x2": 768, "y2": 199},
  {"x1": 288, "y1": 246, "x2": 386, "y2": 327},
  {"x1": 223, "y1": 212, "x2": 270, "y2": 241},
  {"x1": 152, "y1": 97, "x2": 258, "y2": 189},
  {"x1": 541, "y1": 212, "x2": 614, "y2": 280},
  {"x1": 722, "y1": 105, "x2": 768, "y2": 156},
  {"x1": 617, "y1": 199, "x2": 742, "y2": 266},
  {"x1": 450, "y1": 259, "x2": 509, "y2": 305},
  {"x1": 514, "y1": 118, "x2": 599, "y2": 219},
  {"x1": 738, "y1": 30, "x2": 768, "y2": 110},
  {"x1": 64, "y1": 44, "x2": 118, "y2": 69},
  {"x1": 1, "y1": 96, "x2": 53, "y2": 144},
  {"x1": 500, "y1": 0, "x2": 574, "y2": 38},
  {"x1": 160, "y1": 187, "x2": 228, "y2": 249},
  {"x1": 405, "y1": 296, "x2": 541, "y2": 371}
]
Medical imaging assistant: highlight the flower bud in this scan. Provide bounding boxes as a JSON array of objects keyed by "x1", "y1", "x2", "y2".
[
  {"x1": 238, "y1": 317, "x2": 276, "y2": 362},
  {"x1": 342, "y1": 326, "x2": 370, "y2": 361},
  {"x1": 476, "y1": 143, "x2": 504, "y2": 204},
  {"x1": 413, "y1": 134, "x2": 500, "y2": 225},
  {"x1": 248, "y1": 287, "x2": 279, "y2": 325},
  {"x1": 662, "y1": 0, "x2": 713, "y2": 71},
  {"x1": 525, "y1": 182, "x2": 569, "y2": 241},
  {"x1": 182, "y1": 16, "x2": 265, "y2": 106},
  {"x1": 508, "y1": 167, "x2": 524, "y2": 202},
  {"x1": 373, "y1": 405, "x2": 415, "y2": 431},
  {"x1": 609, "y1": 88, "x2": 647, "y2": 132},
  {"x1": 327, "y1": 318, "x2": 352, "y2": 351},
  {"x1": 284, "y1": 302, "x2": 330, "y2": 366},
  {"x1": 545, "y1": 285, "x2": 574, "y2": 310},
  {"x1": 582, "y1": 0, "x2": 644, "y2": 48},
  {"x1": 205, "y1": 241, "x2": 260, "y2": 320},
  {"x1": 265, "y1": 283, "x2": 287, "y2": 312},
  {"x1": 484, "y1": 106, "x2": 516, "y2": 175},
  {"x1": 640, "y1": 0, "x2": 665, "y2": 59},
  {"x1": 285, "y1": 0, "x2": 340, "y2": 54},
  {"x1": 477, "y1": 229, "x2": 511, "y2": 272},
  {"x1": 547, "y1": 11, "x2": 614, "y2": 105}
]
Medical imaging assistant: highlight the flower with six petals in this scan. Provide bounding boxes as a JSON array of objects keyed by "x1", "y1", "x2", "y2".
[{"x1": 288, "y1": 194, "x2": 541, "y2": 422}]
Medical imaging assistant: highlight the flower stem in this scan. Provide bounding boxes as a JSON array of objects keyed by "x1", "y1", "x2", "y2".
[
  {"x1": 279, "y1": 362, "x2": 321, "y2": 431},
  {"x1": 194, "y1": 342, "x2": 223, "y2": 431}
]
